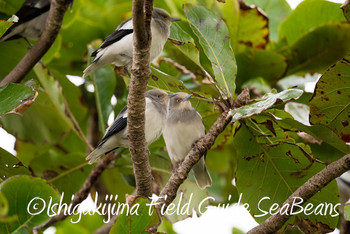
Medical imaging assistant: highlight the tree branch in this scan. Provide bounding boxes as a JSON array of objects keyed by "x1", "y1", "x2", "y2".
[
  {"x1": 0, "y1": 0, "x2": 72, "y2": 86},
  {"x1": 35, "y1": 152, "x2": 121, "y2": 230},
  {"x1": 248, "y1": 153, "x2": 350, "y2": 234},
  {"x1": 127, "y1": 0, "x2": 154, "y2": 197}
]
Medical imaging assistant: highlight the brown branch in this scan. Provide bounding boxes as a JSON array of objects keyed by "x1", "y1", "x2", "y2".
[
  {"x1": 127, "y1": 0, "x2": 154, "y2": 197},
  {"x1": 35, "y1": 152, "x2": 121, "y2": 230},
  {"x1": 248, "y1": 153, "x2": 350, "y2": 234},
  {"x1": 0, "y1": 0, "x2": 72, "y2": 86}
]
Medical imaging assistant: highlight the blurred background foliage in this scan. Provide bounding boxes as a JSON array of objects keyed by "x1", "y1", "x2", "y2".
[{"x1": 0, "y1": 0, "x2": 349, "y2": 232}]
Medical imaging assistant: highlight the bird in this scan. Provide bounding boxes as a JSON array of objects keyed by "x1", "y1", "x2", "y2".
[
  {"x1": 86, "y1": 89, "x2": 169, "y2": 164},
  {"x1": 163, "y1": 92, "x2": 212, "y2": 189},
  {"x1": 82, "y1": 7, "x2": 181, "y2": 78},
  {"x1": 0, "y1": 0, "x2": 51, "y2": 42}
]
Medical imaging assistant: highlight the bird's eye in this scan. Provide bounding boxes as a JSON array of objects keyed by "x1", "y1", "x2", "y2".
[
  {"x1": 157, "y1": 95, "x2": 161, "y2": 98},
  {"x1": 176, "y1": 98, "x2": 181, "y2": 103}
]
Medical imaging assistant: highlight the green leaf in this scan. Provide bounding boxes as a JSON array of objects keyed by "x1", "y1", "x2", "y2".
[
  {"x1": 158, "y1": 217, "x2": 177, "y2": 234},
  {"x1": 309, "y1": 57, "x2": 350, "y2": 142},
  {"x1": 184, "y1": 4, "x2": 237, "y2": 97},
  {"x1": 345, "y1": 202, "x2": 350, "y2": 221},
  {"x1": 0, "y1": 176, "x2": 60, "y2": 233},
  {"x1": 0, "y1": 148, "x2": 30, "y2": 182},
  {"x1": 110, "y1": 197, "x2": 160, "y2": 234},
  {"x1": 87, "y1": 45, "x2": 116, "y2": 132},
  {"x1": 169, "y1": 23, "x2": 201, "y2": 68},
  {"x1": 237, "y1": 5, "x2": 269, "y2": 50},
  {"x1": 284, "y1": 23, "x2": 350, "y2": 75},
  {"x1": 342, "y1": 0, "x2": 350, "y2": 22},
  {"x1": 166, "y1": 180, "x2": 210, "y2": 222},
  {"x1": 266, "y1": 109, "x2": 350, "y2": 155},
  {"x1": 236, "y1": 49, "x2": 287, "y2": 85},
  {"x1": 234, "y1": 122, "x2": 339, "y2": 228},
  {"x1": 244, "y1": 0, "x2": 291, "y2": 41},
  {"x1": 0, "y1": 20, "x2": 13, "y2": 38},
  {"x1": 33, "y1": 64, "x2": 89, "y2": 144},
  {"x1": 217, "y1": 0, "x2": 240, "y2": 51},
  {"x1": 229, "y1": 89, "x2": 303, "y2": 122},
  {"x1": 0, "y1": 83, "x2": 37, "y2": 115},
  {"x1": 279, "y1": 0, "x2": 346, "y2": 45}
]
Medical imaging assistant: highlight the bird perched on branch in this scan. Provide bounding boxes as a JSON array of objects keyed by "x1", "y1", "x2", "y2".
[
  {"x1": 163, "y1": 92, "x2": 212, "y2": 189},
  {"x1": 0, "y1": 0, "x2": 51, "y2": 42},
  {"x1": 86, "y1": 89, "x2": 169, "y2": 164},
  {"x1": 83, "y1": 7, "x2": 180, "y2": 78}
]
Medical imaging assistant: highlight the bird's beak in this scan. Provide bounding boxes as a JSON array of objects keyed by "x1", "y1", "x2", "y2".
[
  {"x1": 168, "y1": 93, "x2": 177, "y2": 97},
  {"x1": 171, "y1": 18, "x2": 181, "y2": 22},
  {"x1": 183, "y1": 94, "x2": 192, "y2": 102}
]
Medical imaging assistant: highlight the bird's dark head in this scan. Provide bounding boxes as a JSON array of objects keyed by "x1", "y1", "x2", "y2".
[
  {"x1": 168, "y1": 92, "x2": 193, "y2": 111},
  {"x1": 152, "y1": 8, "x2": 181, "y2": 26},
  {"x1": 146, "y1": 89, "x2": 169, "y2": 105}
]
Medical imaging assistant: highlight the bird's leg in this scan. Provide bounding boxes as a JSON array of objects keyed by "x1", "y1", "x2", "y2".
[
  {"x1": 24, "y1": 38, "x2": 33, "y2": 49},
  {"x1": 123, "y1": 66, "x2": 131, "y2": 78}
]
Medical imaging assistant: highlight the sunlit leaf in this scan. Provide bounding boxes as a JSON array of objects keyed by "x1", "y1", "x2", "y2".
[
  {"x1": 0, "y1": 176, "x2": 60, "y2": 233},
  {"x1": 229, "y1": 89, "x2": 303, "y2": 122},
  {"x1": 245, "y1": 0, "x2": 291, "y2": 41},
  {"x1": 184, "y1": 4, "x2": 237, "y2": 97}
]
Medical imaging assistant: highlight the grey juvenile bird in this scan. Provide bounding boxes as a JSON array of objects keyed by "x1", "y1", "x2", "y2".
[
  {"x1": 163, "y1": 92, "x2": 212, "y2": 189},
  {"x1": 0, "y1": 0, "x2": 51, "y2": 42},
  {"x1": 86, "y1": 89, "x2": 169, "y2": 164},
  {"x1": 83, "y1": 7, "x2": 180, "y2": 78}
]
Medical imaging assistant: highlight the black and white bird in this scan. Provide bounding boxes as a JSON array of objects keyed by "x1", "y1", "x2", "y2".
[
  {"x1": 86, "y1": 89, "x2": 169, "y2": 164},
  {"x1": 83, "y1": 7, "x2": 180, "y2": 78},
  {"x1": 163, "y1": 92, "x2": 212, "y2": 189},
  {"x1": 0, "y1": 0, "x2": 51, "y2": 42}
]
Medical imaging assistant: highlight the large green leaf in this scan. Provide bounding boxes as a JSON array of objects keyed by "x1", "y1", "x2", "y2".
[
  {"x1": 309, "y1": 57, "x2": 350, "y2": 142},
  {"x1": 229, "y1": 89, "x2": 303, "y2": 122},
  {"x1": 0, "y1": 176, "x2": 60, "y2": 233},
  {"x1": 169, "y1": 23, "x2": 201, "y2": 68},
  {"x1": 15, "y1": 139, "x2": 92, "y2": 203},
  {"x1": 279, "y1": 0, "x2": 346, "y2": 45},
  {"x1": 86, "y1": 45, "x2": 116, "y2": 132},
  {"x1": 184, "y1": 4, "x2": 237, "y2": 97},
  {"x1": 234, "y1": 120, "x2": 339, "y2": 228},
  {"x1": 0, "y1": 83, "x2": 37, "y2": 115},
  {"x1": 110, "y1": 197, "x2": 160, "y2": 234},
  {"x1": 236, "y1": 5, "x2": 269, "y2": 50},
  {"x1": 235, "y1": 49, "x2": 287, "y2": 85},
  {"x1": 284, "y1": 23, "x2": 350, "y2": 75},
  {"x1": 217, "y1": 0, "x2": 240, "y2": 51},
  {"x1": 245, "y1": 0, "x2": 291, "y2": 41},
  {"x1": 0, "y1": 148, "x2": 30, "y2": 182}
]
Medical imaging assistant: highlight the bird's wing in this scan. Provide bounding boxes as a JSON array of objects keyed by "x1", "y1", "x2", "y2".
[
  {"x1": 99, "y1": 106, "x2": 128, "y2": 145},
  {"x1": 0, "y1": 0, "x2": 50, "y2": 40},
  {"x1": 91, "y1": 28, "x2": 133, "y2": 57},
  {"x1": 15, "y1": 0, "x2": 50, "y2": 24}
]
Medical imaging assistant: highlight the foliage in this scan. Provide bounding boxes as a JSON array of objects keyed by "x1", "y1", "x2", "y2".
[{"x1": 0, "y1": 0, "x2": 349, "y2": 232}]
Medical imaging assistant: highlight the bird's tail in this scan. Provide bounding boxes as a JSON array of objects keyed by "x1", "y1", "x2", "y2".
[
  {"x1": 86, "y1": 147, "x2": 105, "y2": 164},
  {"x1": 83, "y1": 59, "x2": 104, "y2": 78},
  {"x1": 193, "y1": 157, "x2": 212, "y2": 189}
]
